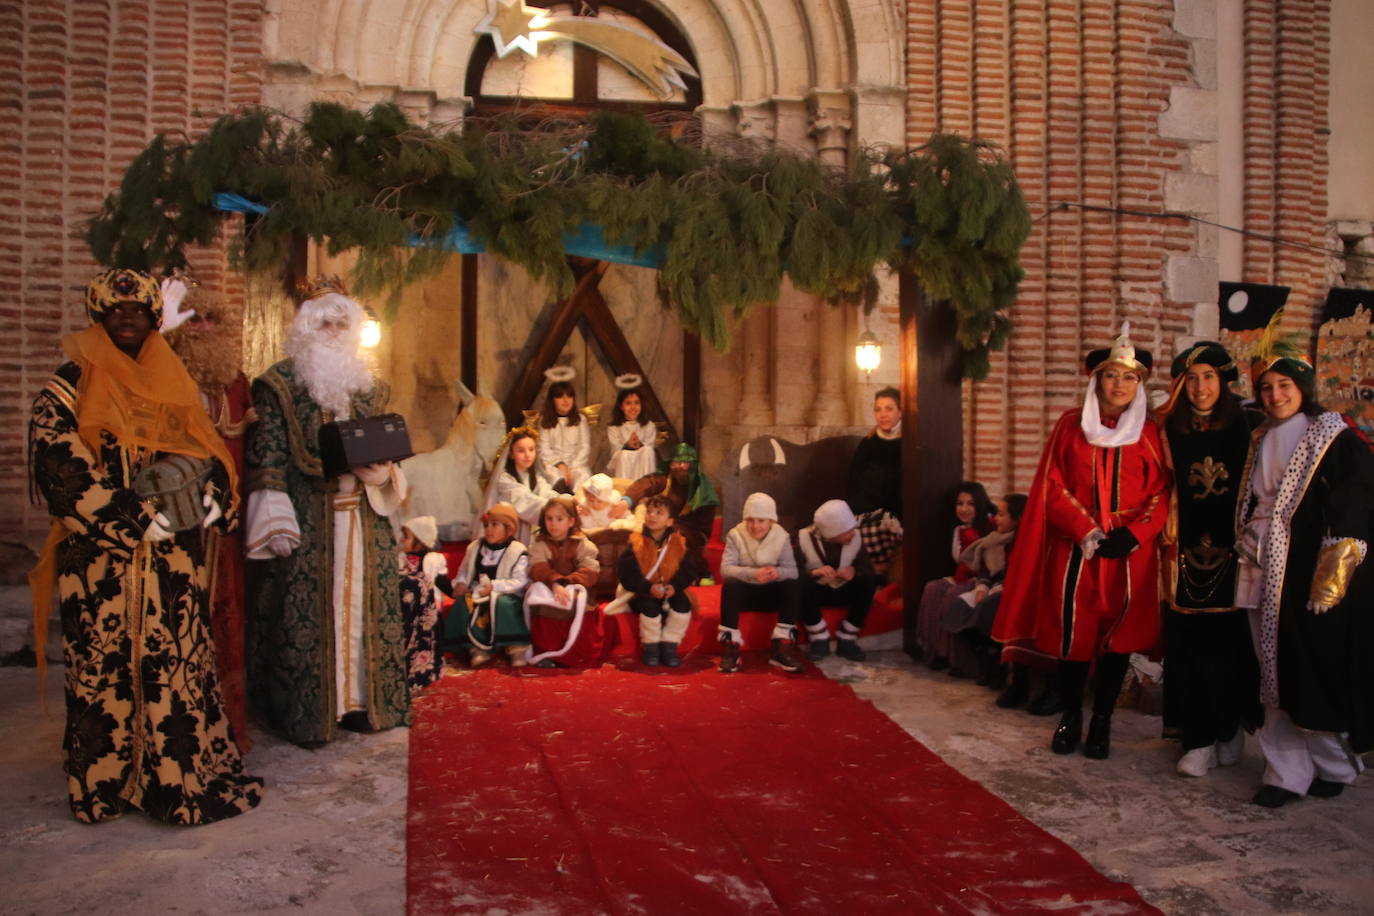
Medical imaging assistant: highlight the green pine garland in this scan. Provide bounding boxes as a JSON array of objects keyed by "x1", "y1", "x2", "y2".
[{"x1": 86, "y1": 103, "x2": 1030, "y2": 378}]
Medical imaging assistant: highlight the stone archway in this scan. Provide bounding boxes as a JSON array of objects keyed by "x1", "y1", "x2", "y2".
[{"x1": 260, "y1": 0, "x2": 908, "y2": 470}]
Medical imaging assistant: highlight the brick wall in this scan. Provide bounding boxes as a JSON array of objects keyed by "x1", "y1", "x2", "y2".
[
  {"x1": 908, "y1": 0, "x2": 1330, "y2": 497},
  {"x1": 1242, "y1": 0, "x2": 1330, "y2": 327},
  {"x1": 1, "y1": 0, "x2": 263, "y2": 547}
]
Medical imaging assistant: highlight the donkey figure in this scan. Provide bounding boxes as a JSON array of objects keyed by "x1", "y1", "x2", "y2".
[{"x1": 400, "y1": 381, "x2": 507, "y2": 543}]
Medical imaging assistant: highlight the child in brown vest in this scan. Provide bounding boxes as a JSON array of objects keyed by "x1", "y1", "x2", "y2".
[{"x1": 618, "y1": 494, "x2": 695, "y2": 667}]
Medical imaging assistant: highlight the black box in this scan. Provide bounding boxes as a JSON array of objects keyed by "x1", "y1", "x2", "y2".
[{"x1": 319, "y1": 413, "x2": 414, "y2": 478}]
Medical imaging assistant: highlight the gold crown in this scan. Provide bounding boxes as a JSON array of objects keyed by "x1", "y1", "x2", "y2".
[{"x1": 296, "y1": 273, "x2": 349, "y2": 303}]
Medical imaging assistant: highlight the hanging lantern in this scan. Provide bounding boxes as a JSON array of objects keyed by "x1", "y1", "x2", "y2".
[
  {"x1": 360, "y1": 309, "x2": 382, "y2": 349},
  {"x1": 855, "y1": 330, "x2": 881, "y2": 375}
]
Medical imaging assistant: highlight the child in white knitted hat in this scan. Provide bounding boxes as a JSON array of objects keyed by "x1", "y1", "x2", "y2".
[
  {"x1": 718, "y1": 492, "x2": 803, "y2": 673},
  {"x1": 796, "y1": 499, "x2": 877, "y2": 661}
]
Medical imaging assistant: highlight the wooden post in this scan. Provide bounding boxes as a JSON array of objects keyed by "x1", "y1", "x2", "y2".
[
  {"x1": 682, "y1": 331, "x2": 701, "y2": 447},
  {"x1": 460, "y1": 253, "x2": 478, "y2": 392},
  {"x1": 899, "y1": 272, "x2": 964, "y2": 659}
]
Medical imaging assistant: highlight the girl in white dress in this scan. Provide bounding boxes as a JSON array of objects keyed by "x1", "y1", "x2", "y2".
[
  {"x1": 537, "y1": 369, "x2": 592, "y2": 493},
  {"x1": 605, "y1": 376, "x2": 658, "y2": 482},
  {"x1": 483, "y1": 426, "x2": 557, "y2": 544}
]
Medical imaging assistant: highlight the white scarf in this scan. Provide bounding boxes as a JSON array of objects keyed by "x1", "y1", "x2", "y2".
[
  {"x1": 1239, "y1": 411, "x2": 1348, "y2": 705},
  {"x1": 727, "y1": 522, "x2": 792, "y2": 568},
  {"x1": 875, "y1": 421, "x2": 902, "y2": 441},
  {"x1": 1079, "y1": 378, "x2": 1147, "y2": 447}
]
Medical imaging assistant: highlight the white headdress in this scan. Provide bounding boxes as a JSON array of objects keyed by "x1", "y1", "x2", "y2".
[
  {"x1": 544, "y1": 365, "x2": 576, "y2": 383},
  {"x1": 614, "y1": 373, "x2": 642, "y2": 390}
]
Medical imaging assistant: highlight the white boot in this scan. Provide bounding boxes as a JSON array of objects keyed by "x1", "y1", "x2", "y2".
[
  {"x1": 1177, "y1": 745, "x2": 1218, "y2": 777},
  {"x1": 1216, "y1": 729, "x2": 1245, "y2": 766}
]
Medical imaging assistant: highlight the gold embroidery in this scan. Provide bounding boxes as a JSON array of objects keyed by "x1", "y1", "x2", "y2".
[
  {"x1": 1188, "y1": 456, "x2": 1230, "y2": 499},
  {"x1": 1183, "y1": 534, "x2": 1229, "y2": 571},
  {"x1": 1310, "y1": 537, "x2": 1363, "y2": 608}
]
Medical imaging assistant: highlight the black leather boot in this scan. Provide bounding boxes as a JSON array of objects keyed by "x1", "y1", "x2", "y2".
[
  {"x1": 1083, "y1": 713, "x2": 1112, "y2": 759},
  {"x1": 1051, "y1": 710, "x2": 1083, "y2": 755},
  {"x1": 996, "y1": 664, "x2": 1030, "y2": 708},
  {"x1": 660, "y1": 642, "x2": 681, "y2": 668}
]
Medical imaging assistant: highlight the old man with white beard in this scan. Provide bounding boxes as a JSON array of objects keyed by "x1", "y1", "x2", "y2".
[{"x1": 244, "y1": 281, "x2": 410, "y2": 746}]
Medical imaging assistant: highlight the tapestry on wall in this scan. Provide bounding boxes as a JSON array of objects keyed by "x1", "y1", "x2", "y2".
[
  {"x1": 1217, "y1": 281, "x2": 1290, "y2": 400},
  {"x1": 1317, "y1": 287, "x2": 1374, "y2": 441}
]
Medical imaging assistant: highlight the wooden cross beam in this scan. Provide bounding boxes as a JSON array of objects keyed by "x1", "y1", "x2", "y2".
[{"x1": 500, "y1": 257, "x2": 680, "y2": 444}]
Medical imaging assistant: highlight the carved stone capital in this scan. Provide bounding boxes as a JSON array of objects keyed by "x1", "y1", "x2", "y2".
[{"x1": 807, "y1": 89, "x2": 853, "y2": 166}]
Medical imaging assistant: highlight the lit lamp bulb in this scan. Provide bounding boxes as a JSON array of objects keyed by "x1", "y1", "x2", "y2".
[
  {"x1": 360, "y1": 311, "x2": 382, "y2": 349},
  {"x1": 855, "y1": 330, "x2": 881, "y2": 375}
]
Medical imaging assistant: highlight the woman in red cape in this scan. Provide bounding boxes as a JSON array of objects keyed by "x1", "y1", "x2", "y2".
[{"x1": 994, "y1": 322, "x2": 1170, "y2": 759}]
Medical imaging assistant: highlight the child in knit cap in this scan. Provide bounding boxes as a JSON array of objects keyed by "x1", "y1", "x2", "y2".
[
  {"x1": 796, "y1": 499, "x2": 877, "y2": 661},
  {"x1": 443, "y1": 502, "x2": 531, "y2": 668},
  {"x1": 718, "y1": 492, "x2": 803, "y2": 673}
]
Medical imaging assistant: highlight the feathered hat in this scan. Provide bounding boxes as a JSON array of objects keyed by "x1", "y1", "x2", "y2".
[{"x1": 1247, "y1": 307, "x2": 1313, "y2": 389}]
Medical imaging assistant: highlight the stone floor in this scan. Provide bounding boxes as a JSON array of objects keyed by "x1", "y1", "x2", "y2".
[{"x1": 3, "y1": 651, "x2": 1371, "y2": 915}]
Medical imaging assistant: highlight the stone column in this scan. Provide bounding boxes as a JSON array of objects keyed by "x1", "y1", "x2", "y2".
[
  {"x1": 806, "y1": 91, "x2": 853, "y2": 426},
  {"x1": 809, "y1": 303, "x2": 850, "y2": 426},
  {"x1": 736, "y1": 308, "x2": 774, "y2": 424}
]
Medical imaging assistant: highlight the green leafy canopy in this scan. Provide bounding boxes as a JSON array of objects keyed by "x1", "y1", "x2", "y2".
[{"x1": 86, "y1": 103, "x2": 1030, "y2": 378}]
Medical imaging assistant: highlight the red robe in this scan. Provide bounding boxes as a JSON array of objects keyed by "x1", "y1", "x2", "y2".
[
  {"x1": 205, "y1": 373, "x2": 256, "y2": 749},
  {"x1": 994, "y1": 409, "x2": 1170, "y2": 662}
]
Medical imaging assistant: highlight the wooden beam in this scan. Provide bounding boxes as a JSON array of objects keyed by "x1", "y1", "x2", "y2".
[
  {"x1": 460, "y1": 253, "x2": 478, "y2": 392},
  {"x1": 682, "y1": 330, "x2": 700, "y2": 447},
  {"x1": 580, "y1": 287, "x2": 678, "y2": 444},
  {"x1": 900, "y1": 273, "x2": 965, "y2": 659},
  {"x1": 501, "y1": 259, "x2": 607, "y2": 427}
]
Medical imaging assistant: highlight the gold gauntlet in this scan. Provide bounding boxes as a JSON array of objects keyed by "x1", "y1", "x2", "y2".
[{"x1": 1310, "y1": 538, "x2": 1364, "y2": 609}]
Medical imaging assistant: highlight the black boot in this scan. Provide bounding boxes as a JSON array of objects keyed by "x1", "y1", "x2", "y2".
[
  {"x1": 996, "y1": 664, "x2": 1030, "y2": 708},
  {"x1": 1083, "y1": 713, "x2": 1112, "y2": 759},
  {"x1": 1026, "y1": 687, "x2": 1065, "y2": 716},
  {"x1": 1051, "y1": 710, "x2": 1083, "y2": 755},
  {"x1": 719, "y1": 636, "x2": 740, "y2": 673},
  {"x1": 769, "y1": 638, "x2": 803, "y2": 673},
  {"x1": 642, "y1": 642, "x2": 662, "y2": 666},
  {"x1": 660, "y1": 642, "x2": 681, "y2": 668}
]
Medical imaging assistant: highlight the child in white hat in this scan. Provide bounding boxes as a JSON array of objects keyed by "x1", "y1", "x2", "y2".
[
  {"x1": 718, "y1": 492, "x2": 803, "y2": 673},
  {"x1": 796, "y1": 499, "x2": 877, "y2": 661}
]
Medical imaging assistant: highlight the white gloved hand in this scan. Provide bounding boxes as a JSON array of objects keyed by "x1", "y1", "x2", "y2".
[
  {"x1": 158, "y1": 277, "x2": 196, "y2": 332},
  {"x1": 352, "y1": 462, "x2": 392, "y2": 487},
  {"x1": 1307, "y1": 600, "x2": 1333, "y2": 614},
  {"x1": 422, "y1": 552, "x2": 447, "y2": 580},
  {"x1": 1080, "y1": 528, "x2": 1106, "y2": 561},
  {"x1": 200, "y1": 486, "x2": 223, "y2": 529},
  {"x1": 268, "y1": 534, "x2": 296, "y2": 557},
  {"x1": 143, "y1": 512, "x2": 175, "y2": 542}
]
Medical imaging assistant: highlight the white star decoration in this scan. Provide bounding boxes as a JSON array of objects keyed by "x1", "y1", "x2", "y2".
[{"x1": 474, "y1": 0, "x2": 547, "y2": 58}]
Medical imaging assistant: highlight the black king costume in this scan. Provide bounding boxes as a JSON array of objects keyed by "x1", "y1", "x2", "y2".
[{"x1": 1158, "y1": 342, "x2": 1261, "y2": 775}]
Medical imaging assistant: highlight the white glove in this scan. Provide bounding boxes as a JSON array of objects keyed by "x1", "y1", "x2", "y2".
[
  {"x1": 353, "y1": 462, "x2": 392, "y2": 487},
  {"x1": 143, "y1": 512, "x2": 175, "y2": 542},
  {"x1": 200, "y1": 487, "x2": 223, "y2": 529},
  {"x1": 1080, "y1": 528, "x2": 1106, "y2": 561},
  {"x1": 268, "y1": 534, "x2": 296, "y2": 557},
  {"x1": 158, "y1": 277, "x2": 196, "y2": 332},
  {"x1": 1235, "y1": 524, "x2": 1261, "y2": 566},
  {"x1": 422, "y1": 552, "x2": 447, "y2": 580}
]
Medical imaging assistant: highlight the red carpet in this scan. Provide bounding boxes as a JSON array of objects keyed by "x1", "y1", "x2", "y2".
[{"x1": 407, "y1": 659, "x2": 1161, "y2": 915}]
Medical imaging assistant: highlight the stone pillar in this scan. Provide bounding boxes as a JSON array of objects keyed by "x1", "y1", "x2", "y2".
[
  {"x1": 805, "y1": 90, "x2": 854, "y2": 426},
  {"x1": 736, "y1": 308, "x2": 774, "y2": 424},
  {"x1": 809, "y1": 304, "x2": 849, "y2": 426}
]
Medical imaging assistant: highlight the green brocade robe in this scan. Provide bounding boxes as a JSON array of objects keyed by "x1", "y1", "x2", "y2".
[{"x1": 245, "y1": 360, "x2": 408, "y2": 745}]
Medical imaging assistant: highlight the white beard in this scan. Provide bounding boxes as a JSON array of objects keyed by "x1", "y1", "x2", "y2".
[{"x1": 291, "y1": 335, "x2": 373, "y2": 418}]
